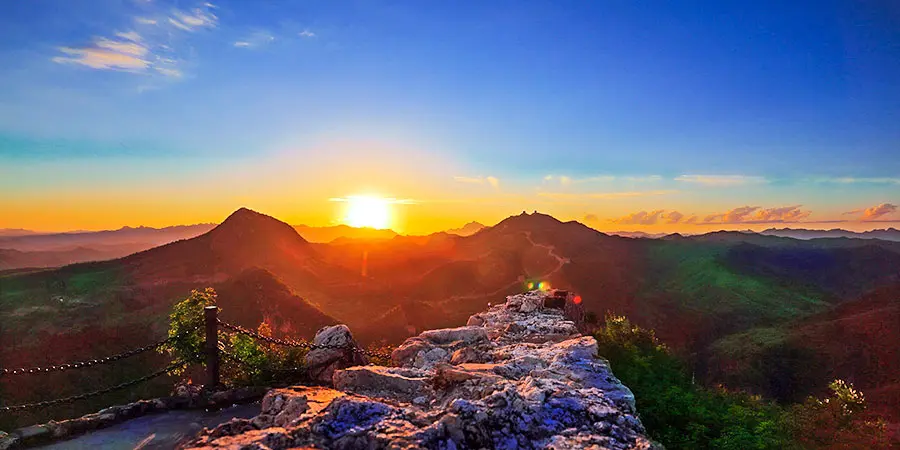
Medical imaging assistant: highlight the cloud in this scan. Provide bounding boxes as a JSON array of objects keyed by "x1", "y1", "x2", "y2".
[
  {"x1": 454, "y1": 176, "x2": 500, "y2": 188},
  {"x1": 583, "y1": 214, "x2": 599, "y2": 223},
  {"x1": 168, "y1": 8, "x2": 218, "y2": 32},
  {"x1": 664, "y1": 210, "x2": 684, "y2": 224},
  {"x1": 704, "y1": 205, "x2": 811, "y2": 224},
  {"x1": 95, "y1": 37, "x2": 148, "y2": 56},
  {"x1": 154, "y1": 67, "x2": 183, "y2": 78},
  {"x1": 115, "y1": 31, "x2": 142, "y2": 42},
  {"x1": 538, "y1": 190, "x2": 676, "y2": 200},
  {"x1": 299, "y1": 29, "x2": 316, "y2": 38},
  {"x1": 684, "y1": 215, "x2": 698, "y2": 224},
  {"x1": 543, "y1": 175, "x2": 617, "y2": 185},
  {"x1": 53, "y1": 45, "x2": 150, "y2": 71},
  {"x1": 53, "y1": 2, "x2": 217, "y2": 81},
  {"x1": 610, "y1": 210, "x2": 668, "y2": 225},
  {"x1": 675, "y1": 175, "x2": 767, "y2": 186},
  {"x1": 844, "y1": 203, "x2": 898, "y2": 220},
  {"x1": 234, "y1": 31, "x2": 275, "y2": 49},
  {"x1": 815, "y1": 177, "x2": 900, "y2": 185}
]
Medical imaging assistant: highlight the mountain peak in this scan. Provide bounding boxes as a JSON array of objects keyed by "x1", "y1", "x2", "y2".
[{"x1": 209, "y1": 207, "x2": 310, "y2": 247}]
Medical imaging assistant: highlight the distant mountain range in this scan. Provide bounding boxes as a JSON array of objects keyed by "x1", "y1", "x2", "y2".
[
  {"x1": 444, "y1": 221, "x2": 486, "y2": 236},
  {"x1": 759, "y1": 227, "x2": 900, "y2": 241},
  {"x1": 3, "y1": 208, "x2": 900, "y2": 426}
]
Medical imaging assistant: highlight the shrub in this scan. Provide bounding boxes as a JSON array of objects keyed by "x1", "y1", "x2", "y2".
[{"x1": 162, "y1": 288, "x2": 308, "y2": 387}]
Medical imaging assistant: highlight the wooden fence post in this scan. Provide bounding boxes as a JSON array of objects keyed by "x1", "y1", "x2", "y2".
[{"x1": 204, "y1": 306, "x2": 219, "y2": 390}]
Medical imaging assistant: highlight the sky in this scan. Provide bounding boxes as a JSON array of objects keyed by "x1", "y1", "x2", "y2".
[{"x1": 0, "y1": 0, "x2": 898, "y2": 234}]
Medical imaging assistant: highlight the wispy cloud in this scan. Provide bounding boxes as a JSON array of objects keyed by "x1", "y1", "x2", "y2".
[
  {"x1": 843, "y1": 203, "x2": 898, "y2": 220},
  {"x1": 454, "y1": 176, "x2": 500, "y2": 188},
  {"x1": 610, "y1": 205, "x2": 812, "y2": 226},
  {"x1": 299, "y1": 29, "x2": 316, "y2": 38},
  {"x1": 610, "y1": 210, "x2": 668, "y2": 225},
  {"x1": 813, "y1": 177, "x2": 900, "y2": 185},
  {"x1": 609, "y1": 210, "x2": 687, "y2": 225},
  {"x1": 168, "y1": 8, "x2": 218, "y2": 32},
  {"x1": 675, "y1": 175, "x2": 767, "y2": 186},
  {"x1": 53, "y1": 33, "x2": 152, "y2": 71},
  {"x1": 538, "y1": 190, "x2": 676, "y2": 200},
  {"x1": 703, "y1": 205, "x2": 810, "y2": 224},
  {"x1": 543, "y1": 174, "x2": 616, "y2": 185},
  {"x1": 53, "y1": 2, "x2": 217, "y2": 81},
  {"x1": 234, "y1": 31, "x2": 275, "y2": 49}
]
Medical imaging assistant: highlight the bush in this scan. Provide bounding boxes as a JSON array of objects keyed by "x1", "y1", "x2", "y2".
[
  {"x1": 783, "y1": 379, "x2": 890, "y2": 449},
  {"x1": 159, "y1": 288, "x2": 218, "y2": 374},
  {"x1": 162, "y1": 287, "x2": 308, "y2": 388}
]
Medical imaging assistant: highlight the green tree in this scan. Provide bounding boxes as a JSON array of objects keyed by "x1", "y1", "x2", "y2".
[
  {"x1": 595, "y1": 314, "x2": 788, "y2": 449},
  {"x1": 782, "y1": 379, "x2": 890, "y2": 449},
  {"x1": 159, "y1": 288, "x2": 218, "y2": 373}
]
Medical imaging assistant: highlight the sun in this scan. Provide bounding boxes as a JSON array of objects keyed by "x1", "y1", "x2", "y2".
[{"x1": 344, "y1": 195, "x2": 391, "y2": 229}]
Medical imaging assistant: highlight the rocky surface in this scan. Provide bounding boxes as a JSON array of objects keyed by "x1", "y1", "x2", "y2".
[
  {"x1": 305, "y1": 324, "x2": 369, "y2": 384},
  {"x1": 184, "y1": 290, "x2": 657, "y2": 449}
]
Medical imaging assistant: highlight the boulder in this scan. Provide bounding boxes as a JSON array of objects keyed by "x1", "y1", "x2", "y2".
[{"x1": 305, "y1": 324, "x2": 368, "y2": 384}]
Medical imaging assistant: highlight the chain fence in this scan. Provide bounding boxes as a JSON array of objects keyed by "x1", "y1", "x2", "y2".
[
  {"x1": 217, "y1": 319, "x2": 392, "y2": 360},
  {"x1": 1, "y1": 326, "x2": 198, "y2": 377},
  {"x1": 0, "y1": 314, "x2": 393, "y2": 417},
  {"x1": 0, "y1": 361, "x2": 188, "y2": 412}
]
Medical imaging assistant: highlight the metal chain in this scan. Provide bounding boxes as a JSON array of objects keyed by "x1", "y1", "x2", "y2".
[
  {"x1": 1, "y1": 326, "x2": 199, "y2": 377},
  {"x1": 217, "y1": 319, "x2": 392, "y2": 360},
  {"x1": 0, "y1": 361, "x2": 187, "y2": 412}
]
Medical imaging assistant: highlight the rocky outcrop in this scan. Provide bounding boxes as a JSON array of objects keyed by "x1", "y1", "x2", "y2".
[
  {"x1": 185, "y1": 290, "x2": 656, "y2": 449},
  {"x1": 305, "y1": 325, "x2": 369, "y2": 384}
]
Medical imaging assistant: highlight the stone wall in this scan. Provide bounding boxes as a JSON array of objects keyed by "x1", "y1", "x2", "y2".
[{"x1": 185, "y1": 290, "x2": 657, "y2": 449}]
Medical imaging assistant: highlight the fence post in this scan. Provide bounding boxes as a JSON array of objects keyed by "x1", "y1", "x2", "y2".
[{"x1": 204, "y1": 306, "x2": 219, "y2": 390}]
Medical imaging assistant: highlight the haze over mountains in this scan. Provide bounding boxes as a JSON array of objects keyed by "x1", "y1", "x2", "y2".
[
  {"x1": 4, "y1": 220, "x2": 897, "y2": 272},
  {"x1": 2, "y1": 207, "x2": 899, "y2": 427}
]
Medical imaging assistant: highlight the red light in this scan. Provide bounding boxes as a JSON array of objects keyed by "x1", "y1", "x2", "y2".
[{"x1": 573, "y1": 295, "x2": 582, "y2": 305}]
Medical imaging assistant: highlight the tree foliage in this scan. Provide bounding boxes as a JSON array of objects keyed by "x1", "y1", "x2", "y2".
[
  {"x1": 162, "y1": 287, "x2": 308, "y2": 387},
  {"x1": 594, "y1": 314, "x2": 893, "y2": 449}
]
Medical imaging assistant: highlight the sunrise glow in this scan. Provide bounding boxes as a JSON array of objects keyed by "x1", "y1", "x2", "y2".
[{"x1": 343, "y1": 195, "x2": 392, "y2": 229}]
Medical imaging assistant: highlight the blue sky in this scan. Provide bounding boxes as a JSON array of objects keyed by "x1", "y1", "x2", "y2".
[{"x1": 0, "y1": 0, "x2": 898, "y2": 232}]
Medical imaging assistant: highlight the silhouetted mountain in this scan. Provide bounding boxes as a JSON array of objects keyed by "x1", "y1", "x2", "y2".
[
  {"x1": 293, "y1": 224, "x2": 398, "y2": 243},
  {"x1": 0, "y1": 244, "x2": 148, "y2": 270},
  {"x1": 0, "y1": 228, "x2": 40, "y2": 237},
  {"x1": 444, "y1": 221, "x2": 485, "y2": 236},
  {"x1": 0, "y1": 223, "x2": 214, "y2": 252},
  {"x1": 760, "y1": 227, "x2": 900, "y2": 241},
  {"x1": 607, "y1": 231, "x2": 669, "y2": 239}
]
